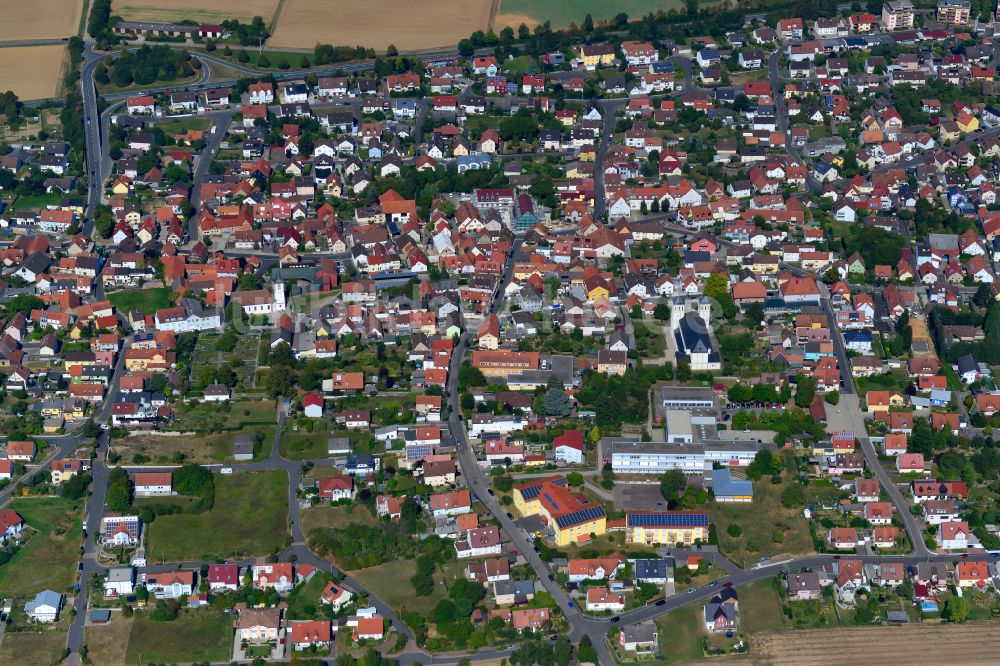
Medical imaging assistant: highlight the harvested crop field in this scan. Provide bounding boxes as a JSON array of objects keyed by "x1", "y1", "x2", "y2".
[
  {"x1": 113, "y1": 0, "x2": 281, "y2": 24},
  {"x1": 0, "y1": 0, "x2": 85, "y2": 42},
  {"x1": 750, "y1": 623, "x2": 1000, "y2": 665},
  {"x1": 269, "y1": 0, "x2": 493, "y2": 52},
  {"x1": 497, "y1": 0, "x2": 709, "y2": 30},
  {"x1": 0, "y1": 46, "x2": 67, "y2": 100}
]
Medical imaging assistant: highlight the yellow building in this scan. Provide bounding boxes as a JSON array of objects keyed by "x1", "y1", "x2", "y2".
[
  {"x1": 624, "y1": 511, "x2": 710, "y2": 546},
  {"x1": 513, "y1": 476, "x2": 607, "y2": 547},
  {"x1": 578, "y1": 44, "x2": 616, "y2": 69}
]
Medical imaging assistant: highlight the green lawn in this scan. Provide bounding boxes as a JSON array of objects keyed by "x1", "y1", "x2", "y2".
[
  {"x1": 655, "y1": 604, "x2": 705, "y2": 662},
  {"x1": 107, "y1": 287, "x2": 176, "y2": 315},
  {"x1": 0, "y1": 496, "x2": 83, "y2": 597},
  {"x1": 738, "y1": 579, "x2": 784, "y2": 634},
  {"x1": 287, "y1": 571, "x2": 334, "y2": 620},
  {"x1": 146, "y1": 471, "x2": 288, "y2": 561},
  {"x1": 125, "y1": 607, "x2": 232, "y2": 664},
  {"x1": 707, "y1": 475, "x2": 815, "y2": 567},
  {"x1": 154, "y1": 116, "x2": 213, "y2": 135},
  {"x1": 12, "y1": 193, "x2": 63, "y2": 209}
]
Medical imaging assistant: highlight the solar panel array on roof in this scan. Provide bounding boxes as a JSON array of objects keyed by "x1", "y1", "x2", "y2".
[
  {"x1": 627, "y1": 512, "x2": 709, "y2": 528},
  {"x1": 518, "y1": 476, "x2": 566, "y2": 500},
  {"x1": 541, "y1": 491, "x2": 560, "y2": 512},
  {"x1": 519, "y1": 483, "x2": 544, "y2": 500},
  {"x1": 554, "y1": 506, "x2": 605, "y2": 529}
]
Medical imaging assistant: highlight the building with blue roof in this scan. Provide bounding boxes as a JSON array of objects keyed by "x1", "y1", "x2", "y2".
[{"x1": 711, "y1": 468, "x2": 753, "y2": 503}]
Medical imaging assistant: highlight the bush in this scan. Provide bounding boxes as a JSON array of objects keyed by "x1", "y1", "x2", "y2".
[{"x1": 726, "y1": 523, "x2": 742, "y2": 538}]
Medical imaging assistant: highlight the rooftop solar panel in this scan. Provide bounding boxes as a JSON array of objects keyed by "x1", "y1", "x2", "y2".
[
  {"x1": 626, "y1": 512, "x2": 709, "y2": 528},
  {"x1": 554, "y1": 506, "x2": 606, "y2": 529}
]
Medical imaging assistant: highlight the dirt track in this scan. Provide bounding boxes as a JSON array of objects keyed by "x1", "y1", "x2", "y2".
[{"x1": 749, "y1": 623, "x2": 1000, "y2": 665}]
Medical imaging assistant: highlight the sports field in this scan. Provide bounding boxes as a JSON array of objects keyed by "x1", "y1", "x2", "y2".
[
  {"x1": 113, "y1": 0, "x2": 281, "y2": 24},
  {"x1": 269, "y1": 0, "x2": 493, "y2": 52},
  {"x1": 0, "y1": 46, "x2": 67, "y2": 100},
  {"x1": 497, "y1": 0, "x2": 711, "y2": 30},
  {"x1": 0, "y1": 0, "x2": 85, "y2": 42}
]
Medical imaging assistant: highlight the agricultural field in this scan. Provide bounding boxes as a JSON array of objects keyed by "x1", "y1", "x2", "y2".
[
  {"x1": 750, "y1": 623, "x2": 1000, "y2": 664},
  {"x1": 0, "y1": 496, "x2": 83, "y2": 597},
  {"x1": 269, "y1": 0, "x2": 492, "y2": 52},
  {"x1": 0, "y1": 46, "x2": 67, "y2": 101},
  {"x1": 124, "y1": 607, "x2": 233, "y2": 664},
  {"x1": 112, "y1": 0, "x2": 280, "y2": 24},
  {"x1": 0, "y1": 0, "x2": 85, "y2": 42},
  {"x1": 496, "y1": 0, "x2": 714, "y2": 30},
  {"x1": 145, "y1": 470, "x2": 288, "y2": 561}
]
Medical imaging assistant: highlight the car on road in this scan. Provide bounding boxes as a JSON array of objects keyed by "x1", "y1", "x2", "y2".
[
  {"x1": 568, "y1": 601, "x2": 574, "y2": 608},
  {"x1": 655, "y1": 599, "x2": 666, "y2": 606},
  {"x1": 687, "y1": 589, "x2": 695, "y2": 594},
  {"x1": 220, "y1": 467, "x2": 233, "y2": 475},
  {"x1": 610, "y1": 616, "x2": 620, "y2": 623},
  {"x1": 506, "y1": 512, "x2": 514, "y2": 520}
]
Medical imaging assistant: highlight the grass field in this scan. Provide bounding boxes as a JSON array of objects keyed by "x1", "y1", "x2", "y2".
[
  {"x1": 107, "y1": 286, "x2": 175, "y2": 315},
  {"x1": 83, "y1": 613, "x2": 134, "y2": 666},
  {"x1": 0, "y1": 46, "x2": 67, "y2": 101},
  {"x1": 352, "y1": 559, "x2": 466, "y2": 615},
  {"x1": 0, "y1": 628, "x2": 69, "y2": 666},
  {"x1": 0, "y1": 496, "x2": 83, "y2": 597},
  {"x1": 300, "y1": 503, "x2": 380, "y2": 535},
  {"x1": 269, "y1": 0, "x2": 492, "y2": 52},
  {"x1": 751, "y1": 623, "x2": 1000, "y2": 664},
  {"x1": 113, "y1": 0, "x2": 280, "y2": 23},
  {"x1": 738, "y1": 579, "x2": 784, "y2": 635},
  {"x1": 171, "y1": 400, "x2": 275, "y2": 432},
  {"x1": 655, "y1": 604, "x2": 706, "y2": 662},
  {"x1": 496, "y1": 0, "x2": 714, "y2": 30},
  {"x1": 146, "y1": 470, "x2": 288, "y2": 561},
  {"x1": 154, "y1": 116, "x2": 213, "y2": 134},
  {"x1": 0, "y1": 0, "x2": 84, "y2": 41},
  {"x1": 12, "y1": 192, "x2": 63, "y2": 209},
  {"x1": 125, "y1": 607, "x2": 232, "y2": 664},
  {"x1": 707, "y1": 475, "x2": 814, "y2": 567}
]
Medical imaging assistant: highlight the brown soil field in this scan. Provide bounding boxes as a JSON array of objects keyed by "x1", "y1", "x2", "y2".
[
  {"x1": 269, "y1": 0, "x2": 492, "y2": 52},
  {"x1": 750, "y1": 623, "x2": 1000, "y2": 665},
  {"x1": 113, "y1": 0, "x2": 281, "y2": 24},
  {"x1": 0, "y1": 46, "x2": 67, "y2": 100},
  {"x1": 0, "y1": 0, "x2": 85, "y2": 42}
]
